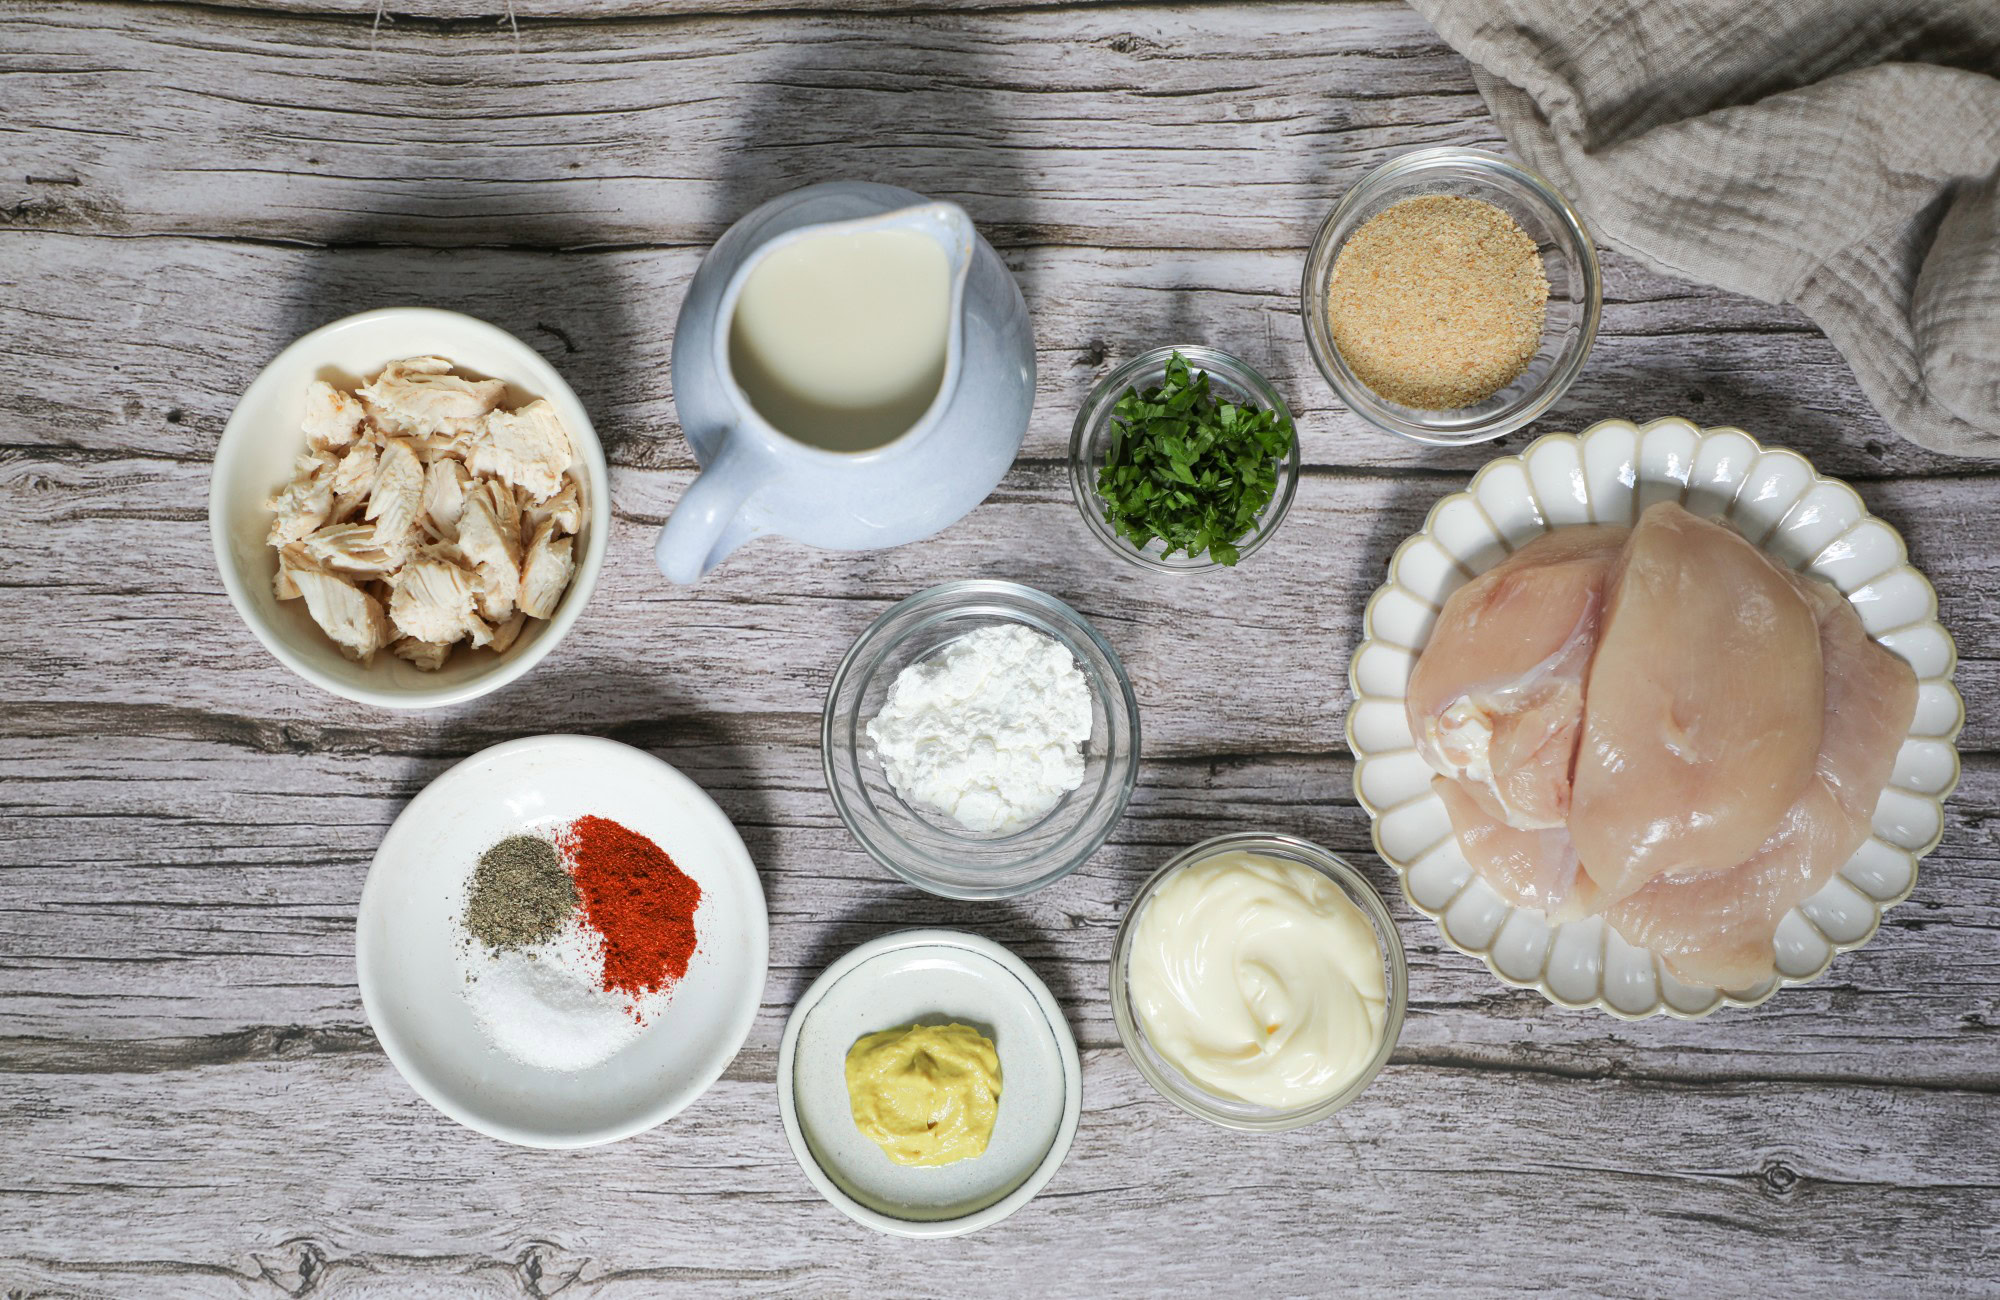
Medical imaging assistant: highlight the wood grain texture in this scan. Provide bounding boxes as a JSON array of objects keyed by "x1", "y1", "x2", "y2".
[
  {"x1": 0, "y1": 3, "x2": 1496, "y2": 250},
  {"x1": 110, "y1": 0, "x2": 1276, "y2": 20},
  {"x1": 6, "y1": 1054, "x2": 1998, "y2": 1299},
  {"x1": 2, "y1": 1, "x2": 1996, "y2": 1296}
]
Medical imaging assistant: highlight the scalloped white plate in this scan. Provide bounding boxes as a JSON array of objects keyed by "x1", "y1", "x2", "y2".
[{"x1": 1347, "y1": 419, "x2": 1963, "y2": 1019}]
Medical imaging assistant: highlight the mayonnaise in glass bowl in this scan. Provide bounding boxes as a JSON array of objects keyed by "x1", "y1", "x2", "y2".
[{"x1": 1110, "y1": 833, "x2": 1408, "y2": 1131}]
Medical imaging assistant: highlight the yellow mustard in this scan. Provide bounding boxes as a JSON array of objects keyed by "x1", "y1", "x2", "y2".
[{"x1": 844, "y1": 1022, "x2": 1002, "y2": 1167}]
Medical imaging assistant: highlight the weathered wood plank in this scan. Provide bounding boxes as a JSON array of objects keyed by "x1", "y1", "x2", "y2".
[
  {"x1": 1, "y1": 3, "x2": 1489, "y2": 252},
  {"x1": 3, "y1": 461, "x2": 1994, "y2": 752},
  {"x1": 5, "y1": 720, "x2": 1996, "y2": 1085},
  {"x1": 2, "y1": 231, "x2": 1982, "y2": 486},
  {"x1": 118, "y1": 0, "x2": 1251, "y2": 19},
  {"x1": 2, "y1": 1050, "x2": 1995, "y2": 1298}
]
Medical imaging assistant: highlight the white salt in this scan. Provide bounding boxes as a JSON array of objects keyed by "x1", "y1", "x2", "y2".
[{"x1": 458, "y1": 918, "x2": 643, "y2": 1073}]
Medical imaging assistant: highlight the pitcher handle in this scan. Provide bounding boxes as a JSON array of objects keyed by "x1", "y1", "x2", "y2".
[{"x1": 656, "y1": 439, "x2": 765, "y2": 584}]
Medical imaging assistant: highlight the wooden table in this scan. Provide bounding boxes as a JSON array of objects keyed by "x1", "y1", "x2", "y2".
[{"x1": 4, "y1": 2, "x2": 1996, "y2": 1295}]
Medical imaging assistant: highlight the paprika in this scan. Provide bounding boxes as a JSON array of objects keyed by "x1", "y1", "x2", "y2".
[{"x1": 560, "y1": 814, "x2": 703, "y2": 1000}]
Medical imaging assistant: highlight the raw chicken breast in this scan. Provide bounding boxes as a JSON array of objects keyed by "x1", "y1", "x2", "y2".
[
  {"x1": 1570, "y1": 503, "x2": 1824, "y2": 903},
  {"x1": 1606, "y1": 571, "x2": 1918, "y2": 987},
  {"x1": 1406, "y1": 525, "x2": 1628, "y2": 830},
  {"x1": 469, "y1": 400, "x2": 573, "y2": 501},
  {"x1": 1434, "y1": 777, "x2": 1598, "y2": 921}
]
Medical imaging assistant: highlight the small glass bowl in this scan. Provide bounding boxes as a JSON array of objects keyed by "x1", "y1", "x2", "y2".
[
  {"x1": 822, "y1": 581, "x2": 1141, "y2": 901},
  {"x1": 1110, "y1": 832, "x2": 1409, "y2": 1132},
  {"x1": 1068, "y1": 345, "x2": 1301, "y2": 575},
  {"x1": 1302, "y1": 146, "x2": 1602, "y2": 445}
]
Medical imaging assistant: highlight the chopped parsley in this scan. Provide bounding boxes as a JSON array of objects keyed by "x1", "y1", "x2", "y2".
[{"x1": 1093, "y1": 352, "x2": 1294, "y2": 566}]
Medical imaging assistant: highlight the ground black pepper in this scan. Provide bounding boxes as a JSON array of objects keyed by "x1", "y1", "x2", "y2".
[{"x1": 463, "y1": 834, "x2": 577, "y2": 950}]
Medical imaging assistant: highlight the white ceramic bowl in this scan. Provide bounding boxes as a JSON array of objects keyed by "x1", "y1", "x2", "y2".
[
  {"x1": 777, "y1": 930, "x2": 1081, "y2": 1237},
  {"x1": 209, "y1": 307, "x2": 611, "y2": 709},
  {"x1": 356, "y1": 735, "x2": 768, "y2": 1147},
  {"x1": 1348, "y1": 418, "x2": 1963, "y2": 1019}
]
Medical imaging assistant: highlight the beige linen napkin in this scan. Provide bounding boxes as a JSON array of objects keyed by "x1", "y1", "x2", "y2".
[{"x1": 1407, "y1": 0, "x2": 2000, "y2": 456}]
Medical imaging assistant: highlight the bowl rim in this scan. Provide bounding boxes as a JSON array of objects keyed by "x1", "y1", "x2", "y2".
[
  {"x1": 820, "y1": 579, "x2": 1141, "y2": 900},
  {"x1": 774, "y1": 927, "x2": 1083, "y2": 1238},
  {"x1": 1346, "y1": 417, "x2": 1965, "y2": 1019},
  {"x1": 353, "y1": 733, "x2": 770, "y2": 1148},
  {"x1": 207, "y1": 305, "x2": 611, "y2": 710},
  {"x1": 1066, "y1": 344, "x2": 1302, "y2": 575},
  {"x1": 1109, "y1": 831, "x2": 1409, "y2": 1132},
  {"x1": 1299, "y1": 145, "x2": 1603, "y2": 446}
]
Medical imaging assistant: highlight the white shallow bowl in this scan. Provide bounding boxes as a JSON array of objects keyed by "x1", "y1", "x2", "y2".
[
  {"x1": 209, "y1": 307, "x2": 611, "y2": 709},
  {"x1": 356, "y1": 735, "x2": 768, "y2": 1147},
  {"x1": 1348, "y1": 418, "x2": 1964, "y2": 1019},
  {"x1": 778, "y1": 929, "x2": 1082, "y2": 1237}
]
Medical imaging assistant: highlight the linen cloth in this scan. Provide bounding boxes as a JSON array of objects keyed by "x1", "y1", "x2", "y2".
[{"x1": 1407, "y1": 0, "x2": 2000, "y2": 456}]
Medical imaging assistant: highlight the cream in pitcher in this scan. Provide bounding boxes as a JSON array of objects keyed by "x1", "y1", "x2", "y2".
[
  {"x1": 727, "y1": 226, "x2": 952, "y2": 452},
  {"x1": 656, "y1": 182, "x2": 1036, "y2": 585}
]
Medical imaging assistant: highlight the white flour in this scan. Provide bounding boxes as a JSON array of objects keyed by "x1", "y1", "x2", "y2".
[
  {"x1": 458, "y1": 917, "x2": 645, "y2": 1072},
  {"x1": 865, "y1": 623, "x2": 1094, "y2": 833}
]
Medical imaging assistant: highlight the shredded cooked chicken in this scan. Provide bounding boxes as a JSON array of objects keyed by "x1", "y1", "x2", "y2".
[
  {"x1": 519, "y1": 519, "x2": 576, "y2": 620},
  {"x1": 456, "y1": 486, "x2": 521, "y2": 622},
  {"x1": 302, "y1": 380, "x2": 367, "y2": 451},
  {"x1": 365, "y1": 439, "x2": 426, "y2": 550},
  {"x1": 468, "y1": 478, "x2": 521, "y2": 556},
  {"x1": 358, "y1": 356, "x2": 506, "y2": 436},
  {"x1": 278, "y1": 550, "x2": 394, "y2": 665},
  {"x1": 267, "y1": 452, "x2": 336, "y2": 545},
  {"x1": 489, "y1": 609, "x2": 527, "y2": 655},
  {"x1": 422, "y1": 458, "x2": 470, "y2": 538},
  {"x1": 390, "y1": 556, "x2": 492, "y2": 647},
  {"x1": 302, "y1": 522, "x2": 405, "y2": 578},
  {"x1": 391, "y1": 637, "x2": 455, "y2": 672},
  {"x1": 524, "y1": 476, "x2": 582, "y2": 536},
  {"x1": 469, "y1": 399, "x2": 573, "y2": 501},
  {"x1": 265, "y1": 358, "x2": 584, "y2": 671}
]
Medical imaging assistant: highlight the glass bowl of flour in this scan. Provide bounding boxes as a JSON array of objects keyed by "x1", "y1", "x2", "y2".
[{"x1": 823, "y1": 580, "x2": 1141, "y2": 899}]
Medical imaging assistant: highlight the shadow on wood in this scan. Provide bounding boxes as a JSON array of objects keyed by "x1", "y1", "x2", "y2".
[{"x1": 702, "y1": 16, "x2": 1035, "y2": 266}]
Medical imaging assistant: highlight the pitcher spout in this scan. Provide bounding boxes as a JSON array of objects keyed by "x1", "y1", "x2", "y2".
[{"x1": 894, "y1": 201, "x2": 977, "y2": 282}]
